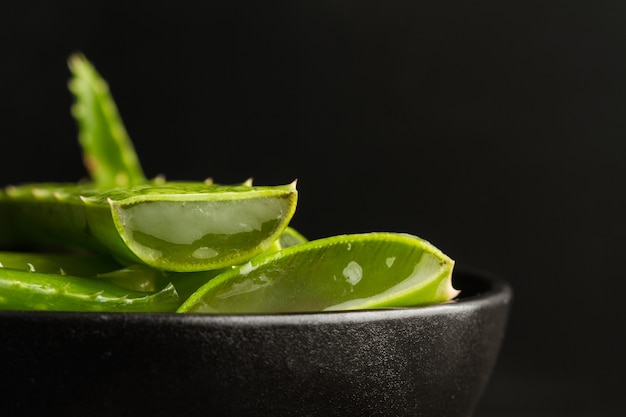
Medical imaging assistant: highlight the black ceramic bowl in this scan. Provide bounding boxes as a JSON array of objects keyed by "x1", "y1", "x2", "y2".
[{"x1": 0, "y1": 269, "x2": 510, "y2": 417}]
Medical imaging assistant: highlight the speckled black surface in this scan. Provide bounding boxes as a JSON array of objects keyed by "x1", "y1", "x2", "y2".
[{"x1": 0, "y1": 270, "x2": 511, "y2": 417}]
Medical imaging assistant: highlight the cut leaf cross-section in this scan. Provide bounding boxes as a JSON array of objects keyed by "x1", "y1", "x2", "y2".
[
  {"x1": 1, "y1": 182, "x2": 298, "y2": 272},
  {"x1": 178, "y1": 232, "x2": 457, "y2": 313}
]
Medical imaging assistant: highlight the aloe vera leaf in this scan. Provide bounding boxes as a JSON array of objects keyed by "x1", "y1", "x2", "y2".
[
  {"x1": 2, "y1": 224, "x2": 305, "y2": 297},
  {"x1": 0, "y1": 250, "x2": 122, "y2": 276},
  {"x1": 68, "y1": 53, "x2": 146, "y2": 187},
  {"x1": 98, "y1": 226, "x2": 307, "y2": 296},
  {"x1": 90, "y1": 264, "x2": 169, "y2": 292},
  {"x1": 277, "y1": 226, "x2": 308, "y2": 248},
  {"x1": 0, "y1": 249, "x2": 177, "y2": 293},
  {"x1": 177, "y1": 233, "x2": 457, "y2": 314},
  {"x1": 164, "y1": 269, "x2": 225, "y2": 300},
  {"x1": 0, "y1": 268, "x2": 180, "y2": 312},
  {"x1": 0, "y1": 250, "x2": 211, "y2": 297},
  {"x1": 260, "y1": 227, "x2": 308, "y2": 256},
  {"x1": 0, "y1": 182, "x2": 297, "y2": 272},
  {"x1": 93, "y1": 264, "x2": 222, "y2": 299}
]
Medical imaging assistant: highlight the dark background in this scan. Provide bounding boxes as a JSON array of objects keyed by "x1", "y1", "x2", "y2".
[{"x1": 1, "y1": 1, "x2": 624, "y2": 416}]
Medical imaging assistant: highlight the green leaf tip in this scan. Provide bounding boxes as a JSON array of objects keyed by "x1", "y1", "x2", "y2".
[{"x1": 68, "y1": 52, "x2": 146, "y2": 188}]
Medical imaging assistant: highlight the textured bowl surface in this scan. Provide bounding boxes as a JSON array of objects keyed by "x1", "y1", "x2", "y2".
[{"x1": 0, "y1": 269, "x2": 511, "y2": 417}]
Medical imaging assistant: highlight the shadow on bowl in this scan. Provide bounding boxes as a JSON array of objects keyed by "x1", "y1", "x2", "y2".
[{"x1": 0, "y1": 268, "x2": 511, "y2": 417}]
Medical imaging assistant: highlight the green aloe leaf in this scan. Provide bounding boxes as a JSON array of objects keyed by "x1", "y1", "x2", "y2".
[
  {"x1": 0, "y1": 225, "x2": 305, "y2": 307},
  {"x1": 0, "y1": 267, "x2": 180, "y2": 312},
  {"x1": 0, "y1": 182, "x2": 297, "y2": 272},
  {"x1": 68, "y1": 53, "x2": 146, "y2": 187},
  {"x1": 0, "y1": 250, "x2": 121, "y2": 276},
  {"x1": 178, "y1": 232, "x2": 457, "y2": 314},
  {"x1": 0, "y1": 249, "x2": 220, "y2": 298},
  {"x1": 277, "y1": 226, "x2": 308, "y2": 248},
  {"x1": 93, "y1": 264, "x2": 172, "y2": 292}
]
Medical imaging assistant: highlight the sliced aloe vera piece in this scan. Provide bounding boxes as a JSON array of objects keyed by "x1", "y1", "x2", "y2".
[
  {"x1": 0, "y1": 268, "x2": 180, "y2": 312},
  {"x1": 68, "y1": 53, "x2": 146, "y2": 188},
  {"x1": 178, "y1": 233, "x2": 457, "y2": 314},
  {"x1": 0, "y1": 182, "x2": 297, "y2": 272}
]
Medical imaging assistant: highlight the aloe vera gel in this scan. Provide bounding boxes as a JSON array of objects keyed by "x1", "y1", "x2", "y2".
[{"x1": 0, "y1": 55, "x2": 457, "y2": 313}]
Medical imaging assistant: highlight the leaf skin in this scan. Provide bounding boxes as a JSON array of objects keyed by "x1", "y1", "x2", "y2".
[
  {"x1": 0, "y1": 251, "x2": 121, "y2": 276},
  {"x1": 277, "y1": 226, "x2": 308, "y2": 248},
  {"x1": 0, "y1": 182, "x2": 297, "y2": 272},
  {"x1": 178, "y1": 232, "x2": 457, "y2": 314},
  {"x1": 0, "y1": 268, "x2": 180, "y2": 312},
  {"x1": 68, "y1": 53, "x2": 146, "y2": 187}
]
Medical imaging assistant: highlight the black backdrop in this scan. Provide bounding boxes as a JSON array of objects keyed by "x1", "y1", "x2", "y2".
[{"x1": 1, "y1": 1, "x2": 624, "y2": 416}]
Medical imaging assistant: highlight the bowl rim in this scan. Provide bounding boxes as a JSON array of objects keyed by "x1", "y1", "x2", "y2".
[{"x1": 0, "y1": 267, "x2": 512, "y2": 325}]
